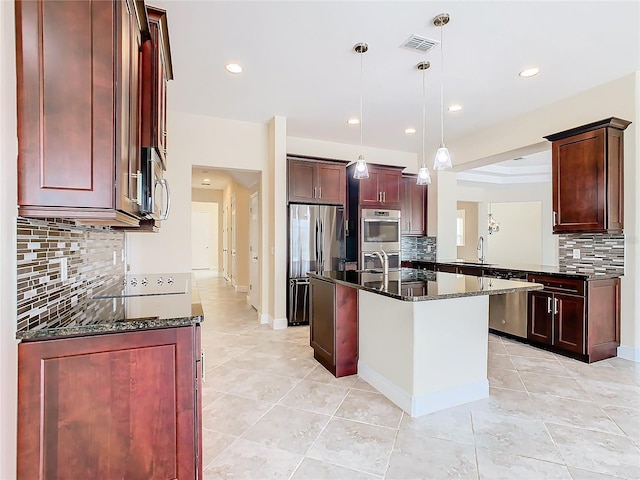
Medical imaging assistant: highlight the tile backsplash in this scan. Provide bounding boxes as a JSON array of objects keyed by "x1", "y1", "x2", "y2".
[
  {"x1": 16, "y1": 217, "x2": 125, "y2": 333},
  {"x1": 401, "y1": 236, "x2": 437, "y2": 262},
  {"x1": 558, "y1": 233, "x2": 624, "y2": 276}
]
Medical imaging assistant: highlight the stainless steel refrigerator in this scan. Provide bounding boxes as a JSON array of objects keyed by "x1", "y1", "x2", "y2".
[{"x1": 288, "y1": 204, "x2": 345, "y2": 326}]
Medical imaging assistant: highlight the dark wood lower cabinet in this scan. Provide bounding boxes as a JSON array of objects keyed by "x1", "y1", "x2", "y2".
[
  {"x1": 17, "y1": 325, "x2": 202, "y2": 479},
  {"x1": 309, "y1": 277, "x2": 358, "y2": 377},
  {"x1": 528, "y1": 274, "x2": 619, "y2": 362}
]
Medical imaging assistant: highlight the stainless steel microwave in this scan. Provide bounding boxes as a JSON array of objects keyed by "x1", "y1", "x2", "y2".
[
  {"x1": 140, "y1": 147, "x2": 170, "y2": 221},
  {"x1": 360, "y1": 208, "x2": 401, "y2": 252}
]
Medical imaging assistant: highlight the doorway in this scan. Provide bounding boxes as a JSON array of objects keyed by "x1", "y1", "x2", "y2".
[
  {"x1": 191, "y1": 209, "x2": 216, "y2": 270},
  {"x1": 248, "y1": 192, "x2": 260, "y2": 310}
]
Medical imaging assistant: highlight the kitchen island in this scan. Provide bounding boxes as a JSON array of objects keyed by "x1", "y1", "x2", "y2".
[{"x1": 309, "y1": 269, "x2": 542, "y2": 417}]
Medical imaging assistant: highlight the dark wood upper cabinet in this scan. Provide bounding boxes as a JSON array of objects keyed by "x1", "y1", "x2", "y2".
[
  {"x1": 17, "y1": 325, "x2": 202, "y2": 479},
  {"x1": 288, "y1": 156, "x2": 347, "y2": 205},
  {"x1": 400, "y1": 175, "x2": 427, "y2": 235},
  {"x1": 16, "y1": 0, "x2": 149, "y2": 227},
  {"x1": 544, "y1": 117, "x2": 631, "y2": 234},
  {"x1": 347, "y1": 164, "x2": 403, "y2": 208},
  {"x1": 140, "y1": 5, "x2": 173, "y2": 170}
]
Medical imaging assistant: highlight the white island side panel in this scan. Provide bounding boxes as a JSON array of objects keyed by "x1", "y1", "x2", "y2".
[{"x1": 358, "y1": 290, "x2": 490, "y2": 417}]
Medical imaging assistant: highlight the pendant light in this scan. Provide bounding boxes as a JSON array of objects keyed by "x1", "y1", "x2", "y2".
[
  {"x1": 353, "y1": 42, "x2": 369, "y2": 180},
  {"x1": 416, "y1": 61, "x2": 431, "y2": 185},
  {"x1": 433, "y1": 13, "x2": 452, "y2": 171}
]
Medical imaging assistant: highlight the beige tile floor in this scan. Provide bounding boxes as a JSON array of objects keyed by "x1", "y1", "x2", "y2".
[{"x1": 195, "y1": 271, "x2": 640, "y2": 479}]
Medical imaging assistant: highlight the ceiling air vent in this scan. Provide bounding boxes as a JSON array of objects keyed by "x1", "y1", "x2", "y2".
[{"x1": 400, "y1": 34, "x2": 439, "y2": 54}]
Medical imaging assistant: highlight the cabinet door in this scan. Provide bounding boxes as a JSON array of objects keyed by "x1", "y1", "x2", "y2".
[
  {"x1": 116, "y1": 0, "x2": 143, "y2": 217},
  {"x1": 358, "y1": 169, "x2": 382, "y2": 205},
  {"x1": 400, "y1": 177, "x2": 412, "y2": 234},
  {"x1": 288, "y1": 160, "x2": 317, "y2": 203},
  {"x1": 554, "y1": 294, "x2": 585, "y2": 354},
  {"x1": 309, "y1": 278, "x2": 335, "y2": 366},
  {"x1": 16, "y1": 0, "x2": 116, "y2": 210},
  {"x1": 18, "y1": 326, "x2": 199, "y2": 480},
  {"x1": 553, "y1": 129, "x2": 606, "y2": 232},
  {"x1": 528, "y1": 291, "x2": 553, "y2": 345},
  {"x1": 316, "y1": 163, "x2": 346, "y2": 205},
  {"x1": 380, "y1": 170, "x2": 401, "y2": 206}
]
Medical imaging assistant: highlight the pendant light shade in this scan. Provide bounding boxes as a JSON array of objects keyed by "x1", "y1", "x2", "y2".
[
  {"x1": 353, "y1": 154, "x2": 370, "y2": 179},
  {"x1": 416, "y1": 61, "x2": 431, "y2": 185},
  {"x1": 433, "y1": 13, "x2": 453, "y2": 171},
  {"x1": 353, "y1": 42, "x2": 369, "y2": 179}
]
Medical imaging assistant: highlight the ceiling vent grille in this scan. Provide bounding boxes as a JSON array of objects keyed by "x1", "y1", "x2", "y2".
[{"x1": 400, "y1": 34, "x2": 439, "y2": 54}]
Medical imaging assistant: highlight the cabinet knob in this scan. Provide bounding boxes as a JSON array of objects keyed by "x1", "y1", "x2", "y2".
[{"x1": 553, "y1": 211, "x2": 557, "y2": 226}]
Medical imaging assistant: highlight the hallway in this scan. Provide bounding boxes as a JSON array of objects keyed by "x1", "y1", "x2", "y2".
[{"x1": 195, "y1": 271, "x2": 640, "y2": 479}]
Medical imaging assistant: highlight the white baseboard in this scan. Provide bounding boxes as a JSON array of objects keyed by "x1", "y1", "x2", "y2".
[
  {"x1": 358, "y1": 361, "x2": 489, "y2": 417},
  {"x1": 270, "y1": 316, "x2": 288, "y2": 330},
  {"x1": 259, "y1": 314, "x2": 270, "y2": 325},
  {"x1": 234, "y1": 285, "x2": 248, "y2": 293},
  {"x1": 617, "y1": 345, "x2": 640, "y2": 362}
]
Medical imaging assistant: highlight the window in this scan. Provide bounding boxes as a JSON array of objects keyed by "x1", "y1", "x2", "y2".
[{"x1": 456, "y1": 210, "x2": 465, "y2": 247}]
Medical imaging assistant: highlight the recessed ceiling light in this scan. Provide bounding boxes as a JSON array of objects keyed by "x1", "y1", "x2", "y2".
[
  {"x1": 347, "y1": 118, "x2": 360, "y2": 125},
  {"x1": 519, "y1": 67, "x2": 539, "y2": 78},
  {"x1": 225, "y1": 63, "x2": 243, "y2": 74},
  {"x1": 448, "y1": 104, "x2": 463, "y2": 112},
  {"x1": 405, "y1": 127, "x2": 416, "y2": 135}
]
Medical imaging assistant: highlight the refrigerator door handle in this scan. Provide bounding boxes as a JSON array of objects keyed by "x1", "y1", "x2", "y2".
[
  {"x1": 319, "y1": 219, "x2": 324, "y2": 270},
  {"x1": 315, "y1": 219, "x2": 320, "y2": 271}
]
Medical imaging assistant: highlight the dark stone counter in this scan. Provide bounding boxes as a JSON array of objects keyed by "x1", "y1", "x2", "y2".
[
  {"x1": 309, "y1": 268, "x2": 542, "y2": 302},
  {"x1": 17, "y1": 273, "x2": 203, "y2": 341}
]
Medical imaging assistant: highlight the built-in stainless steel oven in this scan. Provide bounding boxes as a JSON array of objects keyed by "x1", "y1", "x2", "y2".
[{"x1": 360, "y1": 209, "x2": 401, "y2": 253}]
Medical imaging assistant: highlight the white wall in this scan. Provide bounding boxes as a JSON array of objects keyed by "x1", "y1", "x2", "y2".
[
  {"x1": 0, "y1": 1, "x2": 18, "y2": 474},
  {"x1": 452, "y1": 73, "x2": 639, "y2": 359},
  {"x1": 486, "y1": 202, "x2": 542, "y2": 266},
  {"x1": 458, "y1": 182, "x2": 558, "y2": 266}
]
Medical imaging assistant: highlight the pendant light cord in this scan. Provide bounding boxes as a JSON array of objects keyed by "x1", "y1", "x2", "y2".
[
  {"x1": 359, "y1": 48, "x2": 363, "y2": 149},
  {"x1": 421, "y1": 67, "x2": 426, "y2": 167},
  {"x1": 440, "y1": 22, "x2": 445, "y2": 146}
]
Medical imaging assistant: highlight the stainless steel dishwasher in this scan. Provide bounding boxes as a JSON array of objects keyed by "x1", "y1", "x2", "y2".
[{"x1": 486, "y1": 269, "x2": 528, "y2": 338}]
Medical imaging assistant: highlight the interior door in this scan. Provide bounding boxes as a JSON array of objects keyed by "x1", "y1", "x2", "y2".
[
  {"x1": 222, "y1": 202, "x2": 229, "y2": 281},
  {"x1": 191, "y1": 210, "x2": 212, "y2": 270},
  {"x1": 248, "y1": 192, "x2": 260, "y2": 310}
]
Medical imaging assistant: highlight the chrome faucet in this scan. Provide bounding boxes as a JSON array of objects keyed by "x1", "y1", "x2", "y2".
[
  {"x1": 372, "y1": 250, "x2": 389, "y2": 277},
  {"x1": 477, "y1": 236, "x2": 485, "y2": 263}
]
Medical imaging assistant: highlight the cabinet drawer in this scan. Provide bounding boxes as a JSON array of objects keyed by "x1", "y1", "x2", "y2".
[{"x1": 528, "y1": 274, "x2": 584, "y2": 296}]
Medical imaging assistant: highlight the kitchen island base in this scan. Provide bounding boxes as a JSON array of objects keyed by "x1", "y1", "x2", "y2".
[{"x1": 358, "y1": 290, "x2": 490, "y2": 417}]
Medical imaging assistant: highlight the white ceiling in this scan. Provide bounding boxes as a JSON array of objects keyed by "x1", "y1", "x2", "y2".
[
  {"x1": 457, "y1": 150, "x2": 551, "y2": 184},
  {"x1": 156, "y1": 0, "x2": 639, "y2": 161},
  {"x1": 192, "y1": 166, "x2": 260, "y2": 191}
]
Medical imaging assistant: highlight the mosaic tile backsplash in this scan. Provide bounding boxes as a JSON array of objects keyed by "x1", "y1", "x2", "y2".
[
  {"x1": 558, "y1": 233, "x2": 625, "y2": 276},
  {"x1": 17, "y1": 217, "x2": 125, "y2": 333},
  {"x1": 401, "y1": 236, "x2": 437, "y2": 262}
]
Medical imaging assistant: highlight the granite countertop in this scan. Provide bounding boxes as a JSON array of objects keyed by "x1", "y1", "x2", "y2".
[
  {"x1": 415, "y1": 259, "x2": 622, "y2": 280},
  {"x1": 17, "y1": 273, "x2": 204, "y2": 341},
  {"x1": 309, "y1": 268, "x2": 542, "y2": 302}
]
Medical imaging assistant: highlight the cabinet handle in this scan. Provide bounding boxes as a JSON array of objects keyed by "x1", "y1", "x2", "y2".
[
  {"x1": 313, "y1": 187, "x2": 317, "y2": 198},
  {"x1": 383, "y1": 192, "x2": 386, "y2": 203},
  {"x1": 378, "y1": 192, "x2": 382, "y2": 202},
  {"x1": 162, "y1": 130, "x2": 167, "y2": 137},
  {"x1": 201, "y1": 351, "x2": 206, "y2": 383},
  {"x1": 318, "y1": 187, "x2": 322, "y2": 199},
  {"x1": 553, "y1": 211, "x2": 557, "y2": 226},
  {"x1": 131, "y1": 170, "x2": 142, "y2": 206},
  {"x1": 554, "y1": 297, "x2": 558, "y2": 315},
  {"x1": 345, "y1": 219, "x2": 349, "y2": 236},
  {"x1": 547, "y1": 297, "x2": 551, "y2": 314}
]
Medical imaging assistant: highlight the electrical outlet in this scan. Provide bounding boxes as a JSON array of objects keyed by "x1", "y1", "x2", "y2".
[
  {"x1": 572, "y1": 248, "x2": 581, "y2": 259},
  {"x1": 427, "y1": 245, "x2": 432, "y2": 253}
]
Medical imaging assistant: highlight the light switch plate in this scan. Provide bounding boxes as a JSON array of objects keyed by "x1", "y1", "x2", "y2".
[{"x1": 572, "y1": 248, "x2": 581, "y2": 259}]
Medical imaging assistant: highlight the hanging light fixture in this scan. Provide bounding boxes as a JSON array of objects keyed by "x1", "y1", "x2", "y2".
[
  {"x1": 416, "y1": 61, "x2": 431, "y2": 185},
  {"x1": 433, "y1": 13, "x2": 452, "y2": 171},
  {"x1": 488, "y1": 204, "x2": 500, "y2": 234},
  {"x1": 353, "y1": 42, "x2": 369, "y2": 179}
]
